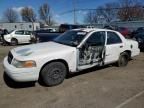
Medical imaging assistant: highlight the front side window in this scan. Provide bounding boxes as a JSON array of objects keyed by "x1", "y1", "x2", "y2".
[
  {"x1": 54, "y1": 30, "x2": 88, "y2": 47},
  {"x1": 107, "y1": 32, "x2": 122, "y2": 45},
  {"x1": 86, "y1": 31, "x2": 105, "y2": 46},
  {"x1": 15, "y1": 30, "x2": 24, "y2": 35}
]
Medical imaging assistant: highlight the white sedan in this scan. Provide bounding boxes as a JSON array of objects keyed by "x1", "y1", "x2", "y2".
[
  {"x1": 3, "y1": 28, "x2": 140, "y2": 86},
  {"x1": 4, "y1": 30, "x2": 34, "y2": 45}
]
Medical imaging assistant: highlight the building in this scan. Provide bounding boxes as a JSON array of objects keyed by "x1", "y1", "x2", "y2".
[
  {"x1": 0, "y1": 22, "x2": 40, "y2": 31},
  {"x1": 111, "y1": 21, "x2": 144, "y2": 31}
]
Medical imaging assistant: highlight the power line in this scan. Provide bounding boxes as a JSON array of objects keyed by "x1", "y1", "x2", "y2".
[
  {"x1": 60, "y1": 6, "x2": 144, "y2": 15},
  {"x1": 73, "y1": 0, "x2": 77, "y2": 24}
]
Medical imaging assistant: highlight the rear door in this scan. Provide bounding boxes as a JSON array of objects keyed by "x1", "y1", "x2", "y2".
[
  {"x1": 105, "y1": 31, "x2": 124, "y2": 64},
  {"x1": 23, "y1": 31, "x2": 31, "y2": 43},
  {"x1": 14, "y1": 30, "x2": 25, "y2": 43}
]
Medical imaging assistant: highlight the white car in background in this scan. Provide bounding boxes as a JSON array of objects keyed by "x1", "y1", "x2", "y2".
[
  {"x1": 3, "y1": 28, "x2": 140, "y2": 86},
  {"x1": 4, "y1": 30, "x2": 34, "y2": 45}
]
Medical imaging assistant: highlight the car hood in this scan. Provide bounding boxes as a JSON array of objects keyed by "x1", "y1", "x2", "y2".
[{"x1": 11, "y1": 41, "x2": 75, "y2": 59}]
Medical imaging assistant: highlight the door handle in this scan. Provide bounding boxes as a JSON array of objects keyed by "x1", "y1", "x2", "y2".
[{"x1": 120, "y1": 45, "x2": 123, "y2": 48}]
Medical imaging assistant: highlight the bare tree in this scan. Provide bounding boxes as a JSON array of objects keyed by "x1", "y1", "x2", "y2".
[
  {"x1": 3, "y1": 8, "x2": 19, "y2": 23},
  {"x1": 97, "y1": 2, "x2": 119, "y2": 23},
  {"x1": 118, "y1": 0, "x2": 144, "y2": 21},
  {"x1": 21, "y1": 7, "x2": 36, "y2": 22},
  {"x1": 39, "y1": 3, "x2": 54, "y2": 26},
  {"x1": 84, "y1": 10, "x2": 98, "y2": 24},
  {"x1": 21, "y1": 7, "x2": 36, "y2": 31},
  {"x1": 84, "y1": 2, "x2": 119, "y2": 24}
]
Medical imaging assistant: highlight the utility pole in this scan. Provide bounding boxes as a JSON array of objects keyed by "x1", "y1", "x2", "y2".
[{"x1": 73, "y1": 0, "x2": 77, "y2": 24}]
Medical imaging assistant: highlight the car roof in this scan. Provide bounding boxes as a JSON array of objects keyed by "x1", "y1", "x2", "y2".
[{"x1": 72, "y1": 28, "x2": 117, "y2": 33}]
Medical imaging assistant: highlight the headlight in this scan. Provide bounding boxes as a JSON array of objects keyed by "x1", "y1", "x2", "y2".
[{"x1": 12, "y1": 58, "x2": 36, "y2": 68}]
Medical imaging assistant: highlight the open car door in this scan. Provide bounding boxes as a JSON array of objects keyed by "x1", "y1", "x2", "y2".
[{"x1": 77, "y1": 31, "x2": 106, "y2": 70}]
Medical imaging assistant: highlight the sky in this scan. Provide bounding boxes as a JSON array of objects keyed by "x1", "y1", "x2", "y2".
[{"x1": 0, "y1": 0, "x2": 126, "y2": 24}]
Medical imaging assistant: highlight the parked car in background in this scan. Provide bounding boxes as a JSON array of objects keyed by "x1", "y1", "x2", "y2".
[
  {"x1": 33, "y1": 29, "x2": 60, "y2": 43},
  {"x1": 131, "y1": 27, "x2": 144, "y2": 38},
  {"x1": 40, "y1": 28, "x2": 57, "y2": 32},
  {"x1": 104, "y1": 25, "x2": 131, "y2": 38},
  {"x1": 3, "y1": 30, "x2": 34, "y2": 45},
  {"x1": 59, "y1": 24, "x2": 85, "y2": 33},
  {"x1": 104, "y1": 25, "x2": 115, "y2": 30},
  {"x1": 3, "y1": 28, "x2": 140, "y2": 86},
  {"x1": 46, "y1": 28, "x2": 57, "y2": 32},
  {"x1": 117, "y1": 27, "x2": 131, "y2": 38},
  {"x1": 34, "y1": 24, "x2": 86, "y2": 43},
  {"x1": 133, "y1": 31, "x2": 144, "y2": 50},
  {"x1": 134, "y1": 27, "x2": 144, "y2": 33}
]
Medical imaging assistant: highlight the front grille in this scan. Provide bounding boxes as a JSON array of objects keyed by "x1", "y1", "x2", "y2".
[{"x1": 8, "y1": 51, "x2": 13, "y2": 64}]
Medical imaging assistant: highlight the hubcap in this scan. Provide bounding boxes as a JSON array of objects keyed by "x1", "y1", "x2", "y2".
[
  {"x1": 50, "y1": 68, "x2": 63, "y2": 80},
  {"x1": 11, "y1": 40, "x2": 16, "y2": 45}
]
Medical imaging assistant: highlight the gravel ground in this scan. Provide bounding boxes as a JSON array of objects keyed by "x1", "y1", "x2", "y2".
[{"x1": 0, "y1": 45, "x2": 144, "y2": 108}]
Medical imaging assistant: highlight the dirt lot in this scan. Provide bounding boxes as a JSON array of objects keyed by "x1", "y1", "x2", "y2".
[{"x1": 0, "y1": 45, "x2": 144, "y2": 108}]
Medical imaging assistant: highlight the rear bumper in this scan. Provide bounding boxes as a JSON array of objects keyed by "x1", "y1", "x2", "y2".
[{"x1": 131, "y1": 48, "x2": 140, "y2": 57}]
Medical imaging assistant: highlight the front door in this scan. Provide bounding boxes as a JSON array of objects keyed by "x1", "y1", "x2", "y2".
[{"x1": 78, "y1": 31, "x2": 106, "y2": 70}]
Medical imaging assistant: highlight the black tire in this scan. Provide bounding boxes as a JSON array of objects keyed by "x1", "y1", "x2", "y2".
[
  {"x1": 41, "y1": 62, "x2": 67, "y2": 86},
  {"x1": 117, "y1": 52, "x2": 129, "y2": 67},
  {"x1": 11, "y1": 38, "x2": 18, "y2": 46}
]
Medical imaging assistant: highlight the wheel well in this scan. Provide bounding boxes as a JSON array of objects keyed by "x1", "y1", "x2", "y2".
[
  {"x1": 39, "y1": 59, "x2": 69, "y2": 75},
  {"x1": 11, "y1": 38, "x2": 18, "y2": 42},
  {"x1": 121, "y1": 50, "x2": 131, "y2": 59}
]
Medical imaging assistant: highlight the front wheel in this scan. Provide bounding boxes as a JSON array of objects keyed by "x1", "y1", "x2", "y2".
[
  {"x1": 117, "y1": 52, "x2": 129, "y2": 67},
  {"x1": 41, "y1": 62, "x2": 67, "y2": 86},
  {"x1": 11, "y1": 38, "x2": 18, "y2": 46}
]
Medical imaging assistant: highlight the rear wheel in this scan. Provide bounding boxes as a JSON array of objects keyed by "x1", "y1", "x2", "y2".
[
  {"x1": 117, "y1": 52, "x2": 129, "y2": 67},
  {"x1": 41, "y1": 62, "x2": 67, "y2": 86},
  {"x1": 11, "y1": 38, "x2": 18, "y2": 46}
]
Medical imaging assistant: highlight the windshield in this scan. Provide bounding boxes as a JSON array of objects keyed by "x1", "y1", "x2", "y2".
[{"x1": 54, "y1": 30, "x2": 88, "y2": 47}]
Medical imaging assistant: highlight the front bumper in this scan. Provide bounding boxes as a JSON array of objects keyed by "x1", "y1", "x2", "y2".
[{"x1": 3, "y1": 57, "x2": 39, "y2": 82}]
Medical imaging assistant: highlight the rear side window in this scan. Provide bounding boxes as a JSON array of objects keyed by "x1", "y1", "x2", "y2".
[
  {"x1": 107, "y1": 32, "x2": 122, "y2": 45},
  {"x1": 15, "y1": 30, "x2": 24, "y2": 35},
  {"x1": 25, "y1": 31, "x2": 32, "y2": 35}
]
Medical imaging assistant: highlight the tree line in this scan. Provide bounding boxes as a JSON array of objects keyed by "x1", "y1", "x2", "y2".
[
  {"x1": 2, "y1": 0, "x2": 144, "y2": 26},
  {"x1": 84, "y1": 0, "x2": 144, "y2": 24},
  {"x1": 2, "y1": 3, "x2": 54, "y2": 26}
]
